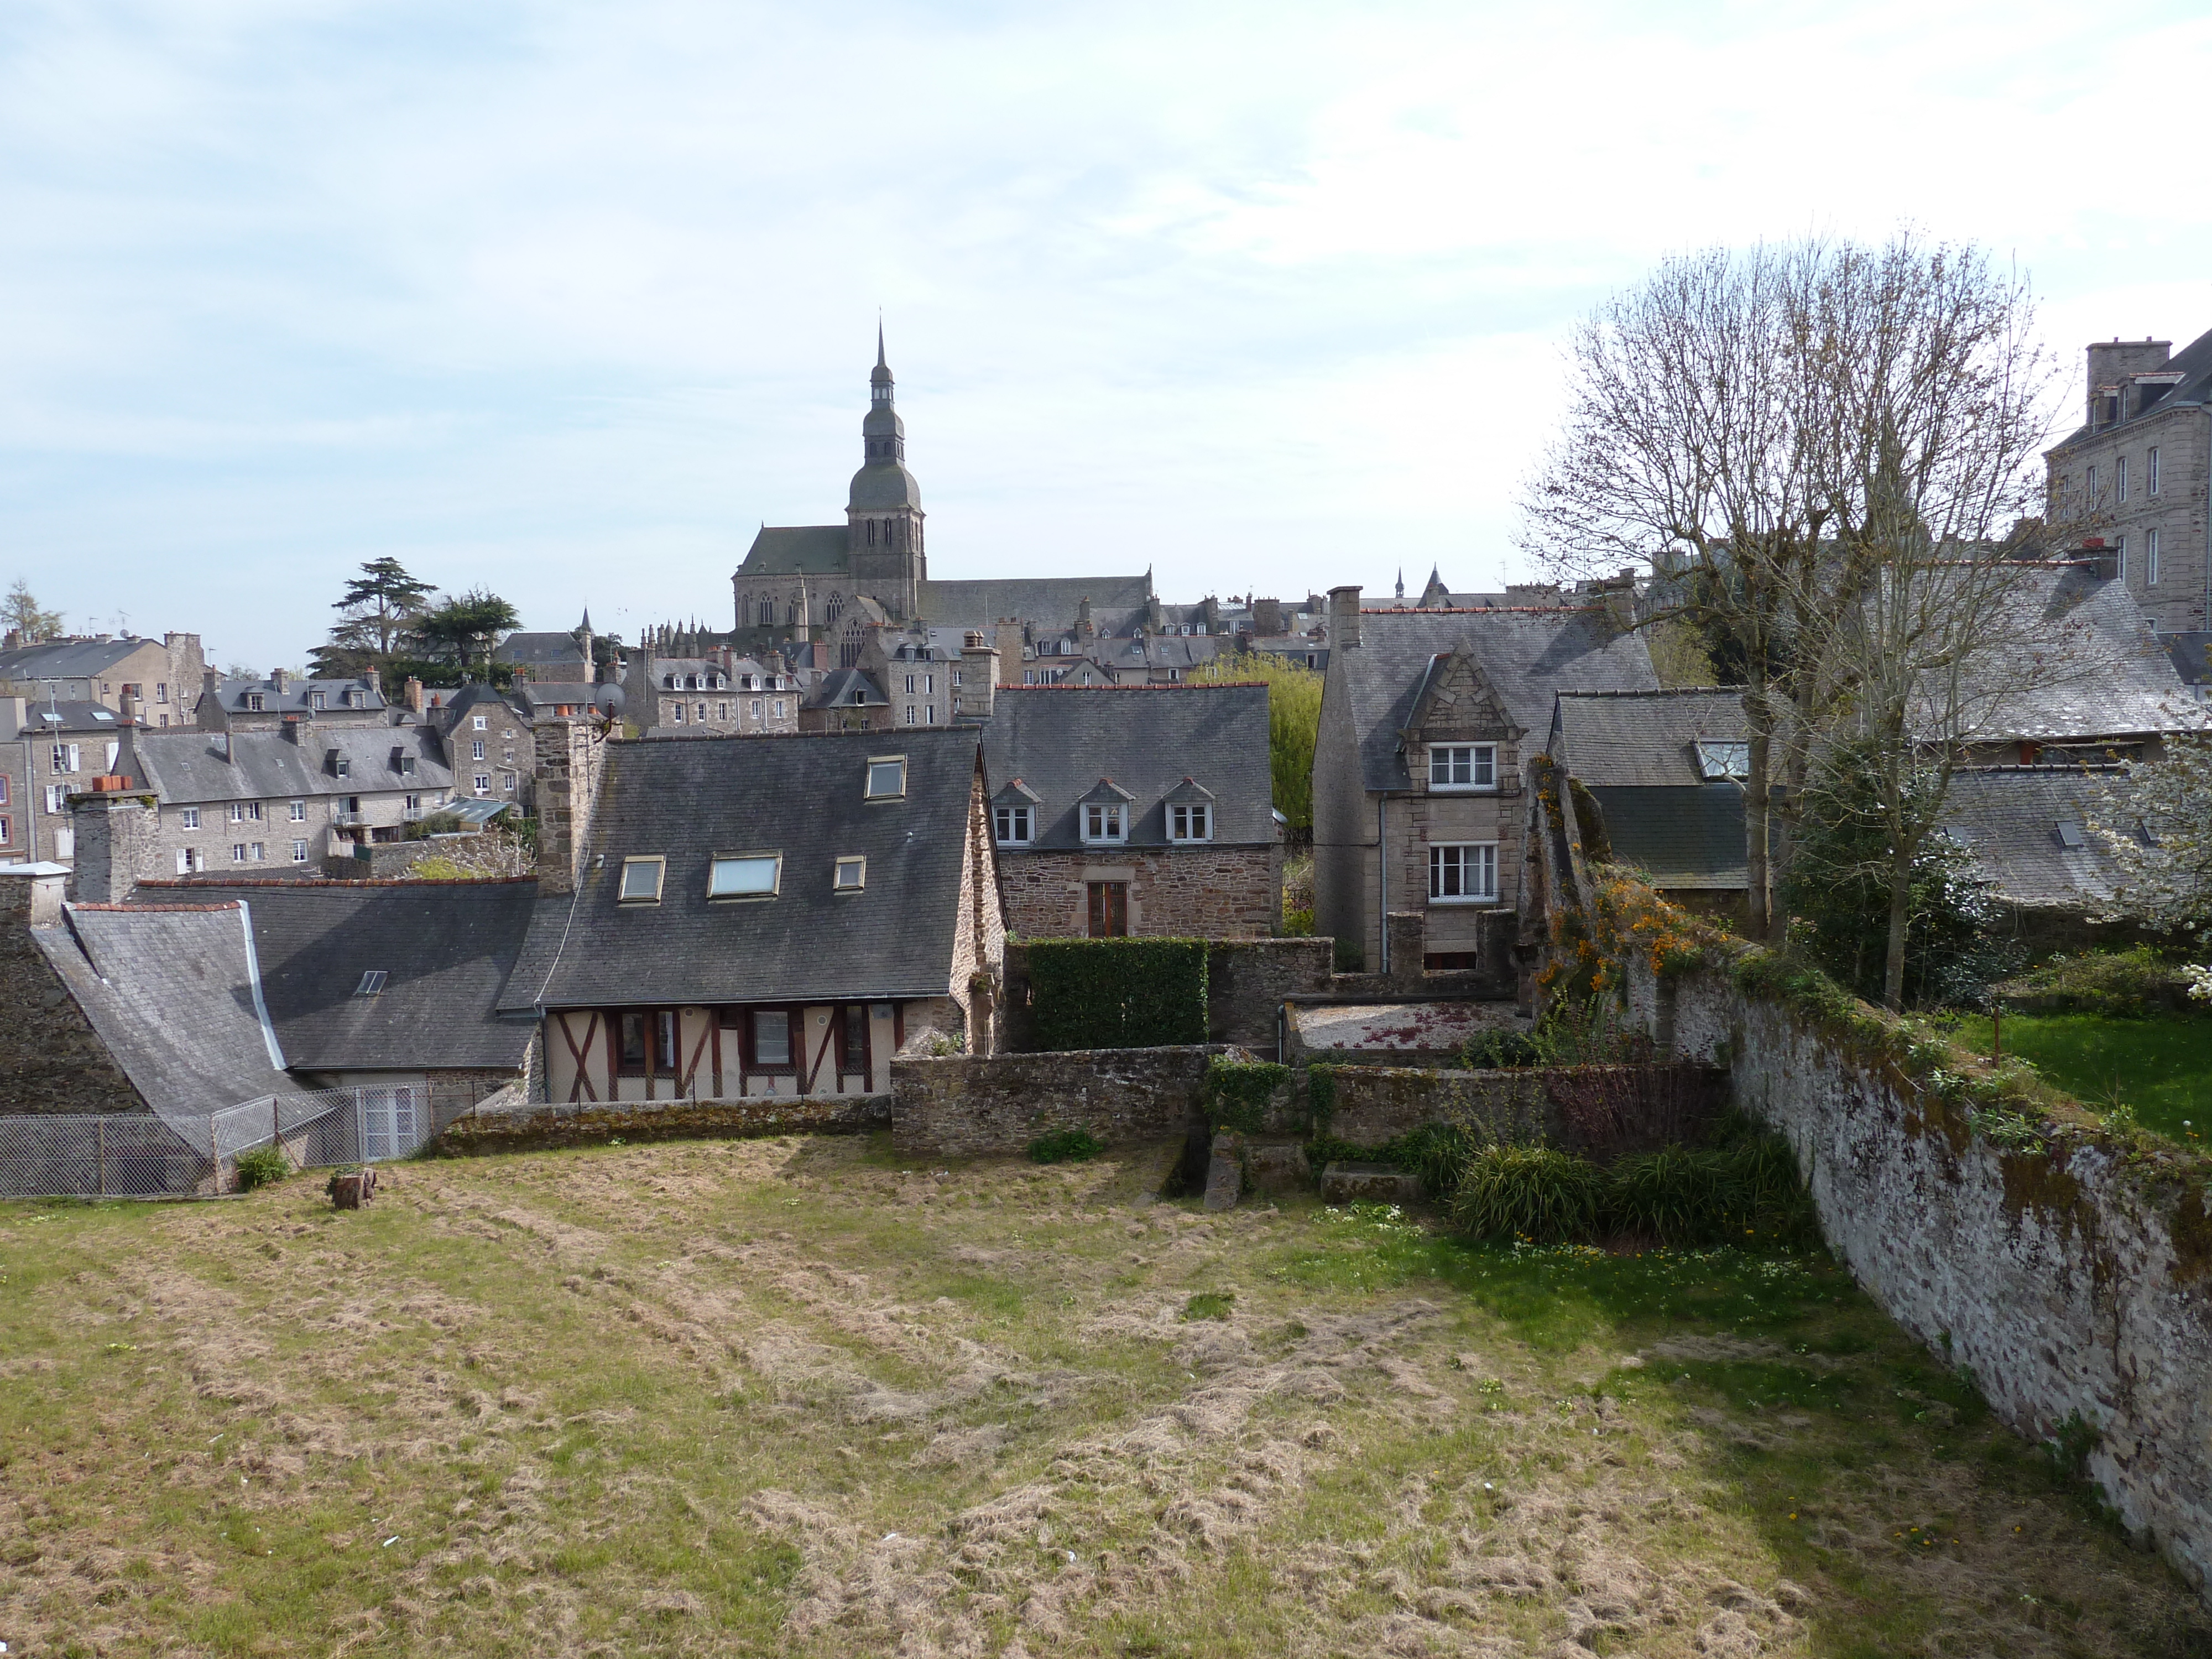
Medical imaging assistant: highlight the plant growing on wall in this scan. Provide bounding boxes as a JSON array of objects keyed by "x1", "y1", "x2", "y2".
[{"x1": 1025, "y1": 938, "x2": 1209, "y2": 1050}]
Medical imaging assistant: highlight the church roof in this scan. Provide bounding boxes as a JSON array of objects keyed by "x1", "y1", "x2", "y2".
[
  {"x1": 740, "y1": 525, "x2": 852, "y2": 576},
  {"x1": 917, "y1": 574, "x2": 1152, "y2": 635},
  {"x1": 849, "y1": 462, "x2": 921, "y2": 511}
]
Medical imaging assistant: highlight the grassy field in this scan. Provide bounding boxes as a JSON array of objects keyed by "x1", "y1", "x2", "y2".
[
  {"x1": 2, "y1": 1135, "x2": 2204, "y2": 1657},
  {"x1": 1951, "y1": 1011, "x2": 2212, "y2": 1147}
]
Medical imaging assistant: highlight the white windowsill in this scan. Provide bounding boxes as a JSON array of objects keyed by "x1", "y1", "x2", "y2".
[
  {"x1": 1428, "y1": 896, "x2": 1500, "y2": 906},
  {"x1": 1426, "y1": 784, "x2": 1499, "y2": 795}
]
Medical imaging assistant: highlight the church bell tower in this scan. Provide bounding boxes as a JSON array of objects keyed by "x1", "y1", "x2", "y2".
[{"x1": 848, "y1": 326, "x2": 926, "y2": 619}]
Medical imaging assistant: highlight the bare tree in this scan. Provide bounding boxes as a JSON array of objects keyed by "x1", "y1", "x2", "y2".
[{"x1": 3, "y1": 578, "x2": 64, "y2": 643}]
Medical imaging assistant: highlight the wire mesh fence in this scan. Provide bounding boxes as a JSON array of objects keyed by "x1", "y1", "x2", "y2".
[{"x1": 0, "y1": 1085, "x2": 425, "y2": 1199}]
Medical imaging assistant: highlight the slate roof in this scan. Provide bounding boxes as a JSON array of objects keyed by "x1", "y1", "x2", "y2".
[
  {"x1": 33, "y1": 901, "x2": 296, "y2": 1110},
  {"x1": 1587, "y1": 785, "x2": 1754, "y2": 891},
  {"x1": 12, "y1": 698, "x2": 132, "y2": 737},
  {"x1": 2163, "y1": 632, "x2": 2212, "y2": 687},
  {"x1": 1551, "y1": 690, "x2": 1748, "y2": 786},
  {"x1": 1939, "y1": 766, "x2": 2136, "y2": 911},
  {"x1": 1335, "y1": 609, "x2": 1660, "y2": 793},
  {"x1": 512, "y1": 681, "x2": 606, "y2": 717},
  {"x1": 0, "y1": 637, "x2": 158, "y2": 681},
  {"x1": 804, "y1": 669, "x2": 889, "y2": 709},
  {"x1": 1951, "y1": 564, "x2": 2199, "y2": 741},
  {"x1": 493, "y1": 631, "x2": 591, "y2": 667},
  {"x1": 211, "y1": 676, "x2": 385, "y2": 716},
  {"x1": 131, "y1": 879, "x2": 539, "y2": 1070},
  {"x1": 917, "y1": 575, "x2": 1153, "y2": 636},
  {"x1": 739, "y1": 525, "x2": 853, "y2": 576},
  {"x1": 2049, "y1": 326, "x2": 2212, "y2": 450},
  {"x1": 128, "y1": 723, "x2": 454, "y2": 805},
  {"x1": 978, "y1": 685, "x2": 1276, "y2": 850},
  {"x1": 503, "y1": 729, "x2": 986, "y2": 1012}
]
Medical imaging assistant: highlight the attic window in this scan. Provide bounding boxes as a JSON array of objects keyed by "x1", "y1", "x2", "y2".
[
  {"x1": 1169, "y1": 802, "x2": 1212, "y2": 842},
  {"x1": 91, "y1": 709, "x2": 114, "y2": 722},
  {"x1": 833, "y1": 855, "x2": 867, "y2": 892},
  {"x1": 354, "y1": 971, "x2": 388, "y2": 997},
  {"x1": 2056, "y1": 821, "x2": 2088, "y2": 851},
  {"x1": 1428, "y1": 744, "x2": 1496, "y2": 791},
  {"x1": 708, "y1": 853, "x2": 781, "y2": 899},
  {"x1": 311, "y1": 691, "x2": 326, "y2": 709},
  {"x1": 1694, "y1": 740, "x2": 1750, "y2": 781},
  {"x1": 618, "y1": 855, "x2": 667, "y2": 903},
  {"x1": 866, "y1": 757, "x2": 907, "y2": 800},
  {"x1": 246, "y1": 693, "x2": 265, "y2": 711}
]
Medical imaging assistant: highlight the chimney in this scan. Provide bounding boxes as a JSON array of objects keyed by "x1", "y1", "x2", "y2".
[
  {"x1": 404, "y1": 676, "x2": 425, "y2": 714},
  {"x1": 282, "y1": 714, "x2": 306, "y2": 744},
  {"x1": 0, "y1": 862, "x2": 67, "y2": 930},
  {"x1": 993, "y1": 618, "x2": 1025, "y2": 674},
  {"x1": 536, "y1": 714, "x2": 610, "y2": 895},
  {"x1": 67, "y1": 794, "x2": 155, "y2": 904},
  {"x1": 960, "y1": 633, "x2": 999, "y2": 720},
  {"x1": 214, "y1": 729, "x2": 231, "y2": 763},
  {"x1": 1328, "y1": 585, "x2": 1363, "y2": 650},
  {"x1": 117, "y1": 687, "x2": 137, "y2": 724},
  {"x1": 2085, "y1": 337, "x2": 2171, "y2": 426},
  {"x1": 1253, "y1": 597, "x2": 1284, "y2": 637},
  {"x1": 271, "y1": 667, "x2": 288, "y2": 694}
]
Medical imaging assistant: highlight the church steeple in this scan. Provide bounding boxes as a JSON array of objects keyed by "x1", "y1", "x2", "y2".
[
  {"x1": 849, "y1": 325, "x2": 925, "y2": 618},
  {"x1": 871, "y1": 322, "x2": 893, "y2": 408}
]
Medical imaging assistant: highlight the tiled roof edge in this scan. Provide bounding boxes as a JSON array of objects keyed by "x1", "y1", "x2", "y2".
[{"x1": 135, "y1": 875, "x2": 540, "y2": 889}]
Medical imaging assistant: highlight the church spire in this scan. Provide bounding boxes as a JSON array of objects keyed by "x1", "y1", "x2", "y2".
[{"x1": 870, "y1": 323, "x2": 894, "y2": 407}]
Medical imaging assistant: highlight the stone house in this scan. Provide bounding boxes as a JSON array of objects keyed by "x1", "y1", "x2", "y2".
[
  {"x1": 0, "y1": 697, "x2": 135, "y2": 863},
  {"x1": 800, "y1": 667, "x2": 896, "y2": 733},
  {"x1": 2044, "y1": 331, "x2": 2212, "y2": 634},
  {"x1": 198, "y1": 670, "x2": 386, "y2": 729},
  {"x1": 503, "y1": 723, "x2": 1003, "y2": 1104},
  {"x1": 493, "y1": 611, "x2": 602, "y2": 682},
  {"x1": 0, "y1": 632, "x2": 206, "y2": 730},
  {"x1": 976, "y1": 680, "x2": 1280, "y2": 939},
  {"x1": 428, "y1": 682, "x2": 536, "y2": 812},
  {"x1": 1311, "y1": 587, "x2": 1659, "y2": 974},
  {"x1": 624, "y1": 648, "x2": 800, "y2": 736},
  {"x1": 101, "y1": 719, "x2": 456, "y2": 879}
]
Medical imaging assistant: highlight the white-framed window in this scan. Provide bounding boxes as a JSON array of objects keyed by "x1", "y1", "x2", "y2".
[
  {"x1": 474, "y1": 773, "x2": 492, "y2": 794},
  {"x1": 245, "y1": 693, "x2": 264, "y2": 711},
  {"x1": 707, "y1": 852, "x2": 781, "y2": 899},
  {"x1": 904, "y1": 674, "x2": 916, "y2": 694},
  {"x1": 1169, "y1": 802, "x2": 1212, "y2": 842},
  {"x1": 1083, "y1": 802, "x2": 1126, "y2": 843},
  {"x1": 50, "y1": 743, "x2": 79, "y2": 775},
  {"x1": 924, "y1": 705, "x2": 936, "y2": 724},
  {"x1": 695, "y1": 702, "x2": 706, "y2": 721},
  {"x1": 180, "y1": 806, "x2": 201, "y2": 830},
  {"x1": 618, "y1": 855, "x2": 666, "y2": 904},
  {"x1": 176, "y1": 847, "x2": 201, "y2": 874},
  {"x1": 1022, "y1": 669, "x2": 1037, "y2": 685},
  {"x1": 501, "y1": 771, "x2": 517, "y2": 791},
  {"x1": 311, "y1": 690, "x2": 326, "y2": 709},
  {"x1": 994, "y1": 804, "x2": 1032, "y2": 844},
  {"x1": 866, "y1": 757, "x2": 907, "y2": 799},
  {"x1": 1430, "y1": 842, "x2": 1498, "y2": 902},
  {"x1": 469, "y1": 713, "x2": 486, "y2": 730},
  {"x1": 291, "y1": 839, "x2": 308, "y2": 862},
  {"x1": 228, "y1": 802, "x2": 246, "y2": 822},
  {"x1": 670, "y1": 702, "x2": 686, "y2": 724},
  {"x1": 404, "y1": 792, "x2": 421, "y2": 813},
  {"x1": 2088, "y1": 463, "x2": 2099, "y2": 500},
  {"x1": 2147, "y1": 526, "x2": 2161, "y2": 586},
  {"x1": 1428, "y1": 744, "x2": 1496, "y2": 790},
  {"x1": 951, "y1": 668, "x2": 963, "y2": 687},
  {"x1": 833, "y1": 854, "x2": 867, "y2": 892},
  {"x1": 155, "y1": 682, "x2": 167, "y2": 704},
  {"x1": 250, "y1": 841, "x2": 265, "y2": 862},
  {"x1": 472, "y1": 738, "x2": 486, "y2": 759},
  {"x1": 2117, "y1": 534, "x2": 2128, "y2": 580},
  {"x1": 289, "y1": 800, "x2": 305, "y2": 821},
  {"x1": 904, "y1": 706, "x2": 916, "y2": 725},
  {"x1": 2117, "y1": 454, "x2": 2129, "y2": 503},
  {"x1": 361, "y1": 1086, "x2": 419, "y2": 1162},
  {"x1": 750, "y1": 698, "x2": 763, "y2": 720},
  {"x1": 231, "y1": 843, "x2": 248, "y2": 863},
  {"x1": 773, "y1": 699, "x2": 785, "y2": 719},
  {"x1": 717, "y1": 702, "x2": 729, "y2": 721},
  {"x1": 44, "y1": 785, "x2": 67, "y2": 814},
  {"x1": 2148, "y1": 446, "x2": 2161, "y2": 494}
]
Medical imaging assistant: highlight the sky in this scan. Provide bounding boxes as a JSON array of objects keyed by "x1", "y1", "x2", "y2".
[{"x1": 3, "y1": 1, "x2": 2211, "y2": 669}]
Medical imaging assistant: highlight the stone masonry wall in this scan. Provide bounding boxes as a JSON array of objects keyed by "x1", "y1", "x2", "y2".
[
  {"x1": 890, "y1": 1045, "x2": 1234, "y2": 1159},
  {"x1": 437, "y1": 1090, "x2": 889, "y2": 1156},
  {"x1": 1624, "y1": 953, "x2": 2212, "y2": 1594},
  {"x1": 998, "y1": 844, "x2": 1279, "y2": 940}
]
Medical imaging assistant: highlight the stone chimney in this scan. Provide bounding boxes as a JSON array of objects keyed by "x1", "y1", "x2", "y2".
[
  {"x1": 281, "y1": 714, "x2": 308, "y2": 745},
  {"x1": 0, "y1": 862, "x2": 67, "y2": 930},
  {"x1": 2085, "y1": 337, "x2": 2172, "y2": 427},
  {"x1": 959, "y1": 633, "x2": 999, "y2": 720},
  {"x1": 68, "y1": 794, "x2": 154, "y2": 904},
  {"x1": 993, "y1": 618, "x2": 1025, "y2": 674},
  {"x1": 1328, "y1": 585, "x2": 1363, "y2": 650},
  {"x1": 117, "y1": 687, "x2": 137, "y2": 724},
  {"x1": 536, "y1": 714, "x2": 611, "y2": 896},
  {"x1": 404, "y1": 677, "x2": 425, "y2": 714},
  {"x1": 271, "y1": 667, "x2": 288, "y2": 695}
]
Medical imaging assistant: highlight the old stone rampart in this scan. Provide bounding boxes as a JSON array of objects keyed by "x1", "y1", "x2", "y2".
[
  {"x1": 435, "y1": 1091, "x2": 889, "y2": 1155},
  {"x1": 1616, "y1": 946, "x2": 2212, "y2": 1594},
  {"x1": 890, "y1": 1045, "x2": 1238, "y2": 1158}
]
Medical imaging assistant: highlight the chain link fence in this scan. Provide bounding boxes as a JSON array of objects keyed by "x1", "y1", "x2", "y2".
[{"x1": 0, "y1": 1085, "x2": 428, "y2": 1199}]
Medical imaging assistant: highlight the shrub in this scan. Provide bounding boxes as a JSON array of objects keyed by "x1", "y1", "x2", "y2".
[
  {"x1": 1390, "y1": 1121, "x2": 1484, "y2": 1199},
  {"x1": 1450, "y1": 1146, "x2": 1607, "y2": 1243},
  {"x1": 1280, "y1": 907, "x2": 1315, "y2": 937},
  {"x1": 1027, "y1": 1128, "x2": 1103, "y2": 1164},
  {"x1": 1202, "y1": 1058, "x2": 1290, "y2": 1133},
  {"x1": 1459, "y1": 1029, "x2": 1545, "y2": 1069},
  {"x1": 1026, "y1": 938, "x2": 1209, "y2": 1050},
  {"x1": 1994, "y1": 947, "x2": 2195, "y2": 1018},
  {"x1": 233, "y1": 1145, "x2": 289, "y2": 1192}
]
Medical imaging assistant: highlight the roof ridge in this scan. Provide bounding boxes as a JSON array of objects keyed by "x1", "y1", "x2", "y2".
[{"x1": 136, "y1": 875, "x2": 540, "y2": 889}]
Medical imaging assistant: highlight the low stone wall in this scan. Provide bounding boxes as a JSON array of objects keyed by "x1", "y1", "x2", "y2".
[
  {"x1": 435, "y1": 1091, "x2": 889, "y2": 1155},
  {"x1": 890, "y1": 1045, "x2": 1235, "y2": 1158},
  {"x1": 1627, "y1": 953, "x2": 2212, "y2": 1595},
  {"x1": 1206, "y1": 938, "x2": 1332, "y2": 1046}
]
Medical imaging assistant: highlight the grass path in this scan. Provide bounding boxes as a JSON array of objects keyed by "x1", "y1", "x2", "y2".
[
  {"x1": 1950, "y1": 1011, "x2": 2212, "y2": 1146},
  {"x1": 1, "y1": 1135, "x2": 2201, "y2": 1656}
]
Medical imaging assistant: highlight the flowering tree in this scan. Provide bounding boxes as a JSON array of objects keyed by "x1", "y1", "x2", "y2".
[{"x1": 2097, "y1": 732, "x2": 2212, "y2": 944}]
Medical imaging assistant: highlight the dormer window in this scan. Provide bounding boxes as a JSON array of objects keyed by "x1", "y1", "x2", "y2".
[
  {"x1": 994, "y1": 804, "x2": 1032, "y2": 844},
  {"x1": 866, "y1": 757, "x2": 907, "y2": 800},
  {"x1": 1169, "y1": 802, "x2": 1212, "y2": 842},
  {"x1": 1083, "y1": 802, "x2": 1125, "y2": 843},
  {"x1": 1428, "y1": 744, "x2": 1496, "y2": 791},
  {"x1": 246, "y1": 693, "x2": 265, "y2": 711},
  {"x1": 664, "y1": 674, "x2": 677, "y2": 690},
  {"x1": 311, "y1": 691, "x2": 326, "y2": 710},
  {"x1": 708, "y1": 853, "x2": 781, "y2": 899},
  {"x1": 618, "y1": 855, "x2": 666, "y2": 904}
]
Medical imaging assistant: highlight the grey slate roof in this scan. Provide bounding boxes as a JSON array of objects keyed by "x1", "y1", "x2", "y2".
[
  {"x1": 0, "y1": 637, "x2": 158, "y2": 681},
  {"x1": 512, "y1": 681, "x2": 605, "y2": 716},
  {"x1": 16, "y1": 698, "x2": 131, "y2": 737},
  {"x1": 128, "y1": 723, "x2": 454, "y2": 805},
  {"x1": 1587, "y1": 785, "x2": 1754, "y2": 891},
  {"x1": 1953, "y1": 565, "x2": 2199, "y2": 741},
  {"x1": 739, "y1": 525, "x2": 853, "y2": 576},
  {"x1": 1939, "y1": 766, "x2": 2135, "y2": 911},
  {"x1": 2163, "y1": 632, "x2": 2212, "y2": 687},
  {"x1": 34, "y1": 901, "x2": 296, "y2": 1110},
  {"x1": 849, "y1": 462, "x2": 922, "y2": 510},
  {"x1": 804, "y1": 669, "x2": 888, "y2": 709},
  {"x1": 131, "y1": 879, "x2": 539, "y2": 1070},
  {"x1": 494, "y1": 631, "x2": 591, "y2": 667},
  {"x1": 1336, "y1": 608, "x2": 1661, "y2": 793},
  {"x1": 2049, "y1": 325, "x2": 2212, "y2": 450},
  {"x1": 502, "y1": 729, "x2": 986, "y2": 1013},
  {"x1": 917, "y1": 575, "x2": 1153, "y2": 636},
  {"x1": 978, "y1": 685, "x2": 1276, "y2": 850},
  {"x1": 1551, "y1": 689, "x2": 1748, "y2": 786},
  {"x1": 211, "y1": 676, "x2": 385, "y2": 716}
]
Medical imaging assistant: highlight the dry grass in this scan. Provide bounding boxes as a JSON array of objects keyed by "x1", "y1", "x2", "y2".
[{"x1": 1, "y1": 1134, "x2": 2202, "y2": 1657}]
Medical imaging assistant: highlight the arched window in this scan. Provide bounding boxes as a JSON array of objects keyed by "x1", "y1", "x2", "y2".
[{"x1": 867, "y1": 520, "x2": 877, "y2": 546}]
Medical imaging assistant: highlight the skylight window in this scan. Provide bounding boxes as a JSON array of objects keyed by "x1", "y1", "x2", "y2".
[
  {"x1": 866, "y1": 756, "x2": 907, "y2": 800},
  {"x1": 2055, "y1": 821, "x2": 2087, "y2": 850},
  {"x1": 708, "y1": 853, "x2": 782, "y2": 899},
  {"x1": 833, "y1": 855, "x2": 867, "y2": 892},
  {"x1": 618, "y1": 855, "x2": 666, "y2": 903},
  {"x1": 354, "y1": 971, "x2": 388, "y2": 997},
  {"x1": 1695, "y1": 740, "x2": 1750, "y2": 781}
]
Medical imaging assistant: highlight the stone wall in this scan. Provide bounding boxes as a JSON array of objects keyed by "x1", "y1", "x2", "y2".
[
  {"x1": 1206, "y1": 937, "x2": 1331, "y2": 1046},
  {"x1": 1624, "y1": 952, "x2": 2212, "y2": 1594},
  {"x1": 890, "y1": 1045, "x2": 1234, "y2": 1159},
  {"x1": 0, "y1": 873, "x2": 148, "y2": 1114},
  {"x1": 997, "y1": 844, "x2": 1279, "y2": 940},
  {"x1": 436, "y1": 1090, "x2": 889, "y2": 1155}
]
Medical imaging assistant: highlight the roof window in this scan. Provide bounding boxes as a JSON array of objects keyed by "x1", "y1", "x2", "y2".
[
  {"x1": 2055, "y1": 820, "x2": 2087, "y2": 850},
  {"x1": 708, "y1": 852, "x2": 782, "y2": 899},
  {"x1": 833, "y1": 855, "x2": 867, "y2": 892},
  {"x1": 618, "y1": 855, "x2": 666, "y2": 903},
  {"x1": 354, "y1": 971, "x2": 388, "y2": 997},
  {"x1": 1694, "y1": 740, "x2": 1750, "y2": 781},
  {"x1": 866, "y1": 756, "x2": 907, "y2": 800}
]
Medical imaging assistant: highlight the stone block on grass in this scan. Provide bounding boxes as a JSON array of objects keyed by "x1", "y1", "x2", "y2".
[{"x1": 1320, "y1": 1162, "x2": 1420, "y2": 1206}]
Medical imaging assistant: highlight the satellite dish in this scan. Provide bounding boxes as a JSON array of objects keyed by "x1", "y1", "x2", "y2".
[{"x1": 594, "y1": 684, "x2": 626, "y2": 717}]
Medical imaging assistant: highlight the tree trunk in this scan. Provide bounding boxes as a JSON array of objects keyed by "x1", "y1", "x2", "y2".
[
  {"x1": 1744, "y1": 675, "x2": 1775, "y2": 942},
  {"x1": 1882, "y1": 834, "x2": 1914, "y2": 1010}
]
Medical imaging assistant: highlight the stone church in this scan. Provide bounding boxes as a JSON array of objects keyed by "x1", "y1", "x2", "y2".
[{"x1": 730, "y1": 334, "x2": 1160, "y2": 668}]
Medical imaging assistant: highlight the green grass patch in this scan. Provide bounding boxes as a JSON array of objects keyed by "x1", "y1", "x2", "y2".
[{"x1": 1952, "y1": 1010, "x2": 2212, "y2": 1146}]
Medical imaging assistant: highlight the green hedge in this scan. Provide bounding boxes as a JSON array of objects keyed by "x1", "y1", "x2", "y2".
[
  {"x1": 1202, "y1": 1058, "x2": 1291, "y2": 1132},
  {"x1": 1026, "y1": 938, "x2": 1210, "y2": 1050}
]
